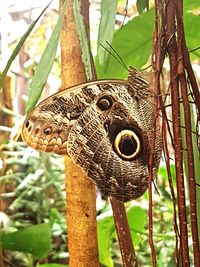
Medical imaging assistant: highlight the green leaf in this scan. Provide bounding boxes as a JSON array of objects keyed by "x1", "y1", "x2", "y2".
[
  {"x1": 97, "y1": 0, "x2": 118, "y2": 66},
  {"x1": 73, "y1": 0, "x2": 93, "y2": 81},
  {"x1": 95, "y1": 9, "x2": 154, "y2": 79},
  {"x1": 158, "y1": 165, "x2": 175, "y2": 183},
  {"x1": 184, "y1": 0, "x2": 200, "y2": 11},
  {"x1": 0, "y1": 223, "x2": 52, "y2": 259},
  {"x1": 185, "y1": 13, "x2": 200, "y2": 60},
  {"x1": 127, "y1": 206, "x2": 147, "y2": 246},
  {"x1": 25, "y1": 0, "x2": 67, "y2": 114},
  {"x1": 136, "y1": 0, "x2": 149, "y2": 14},
  {"x1": 117, "y1": 0, "x2": 127, "y2": 4},
  {"x1": 0, "y1": 2, "x2": 51, "y2": 91},
  {"x1": 50, "y1": 208, "x2": 62, "y2": 224},
  {"x1": 97, "y1": 216, "x2": 115, "y2": 267}
]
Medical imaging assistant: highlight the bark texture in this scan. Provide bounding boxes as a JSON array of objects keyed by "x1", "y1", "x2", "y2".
[
  {"x1": 60, "y1": 1, "x2": 99, "y2": 266},
  {"x1": 152, "y1": 1, "x2": 200, "y2": 266}
]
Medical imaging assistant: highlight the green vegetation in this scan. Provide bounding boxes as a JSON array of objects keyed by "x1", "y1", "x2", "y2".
[{"x1": 0, "y1": 0, "x2": 199, "y2": 266}]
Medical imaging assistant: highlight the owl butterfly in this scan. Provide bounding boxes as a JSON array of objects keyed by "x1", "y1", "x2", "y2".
[{"x1": 21, "y1": 68, "x2": 162, "y2": 202}]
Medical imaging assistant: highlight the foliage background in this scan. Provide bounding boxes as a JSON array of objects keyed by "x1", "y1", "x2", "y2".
[{"x1": 0, "y1": 0, "x2": 200, "y2": 266}]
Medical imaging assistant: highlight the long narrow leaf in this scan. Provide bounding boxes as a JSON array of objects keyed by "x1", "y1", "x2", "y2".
[
  {"x1": 97, "y1": 0, "x2": 118, "y2": 66},
  {"x1": 0, "y1": 2, "x2": 52, "y2": 90},
  {"x1": 25, "y1": 0, "x2": 67, "y2": 114},
  {"x1": 73, "y1": 0, "x2": 93, "y2": 81}
]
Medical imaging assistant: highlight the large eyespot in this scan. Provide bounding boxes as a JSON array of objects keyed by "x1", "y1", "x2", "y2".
[
  {"x1": 97, "y1": 95, "x2": 113, "y2": 111},
  {"x1": 114, "y1": 129, "x2": 142, "y2": 160}
]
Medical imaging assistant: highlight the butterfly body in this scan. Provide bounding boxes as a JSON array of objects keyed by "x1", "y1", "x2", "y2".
[{"x1": 22, "y1": 73, "x2": 162, "y2": 202}]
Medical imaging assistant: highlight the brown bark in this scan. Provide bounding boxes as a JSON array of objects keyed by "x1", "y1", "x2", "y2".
[
  {"x1": 60, "y1": 0, "x2": 99, "y2": 266},
  {"x1": 152, "y1": 1, "x2": 181, "y2": 265},
  {"x1": 179, "y1": 70, "x2": 200, "y2": 266},
  {"x1": 165, "y1": 2, "x2": 189, "y2": 265},
  {"x1": 147, "y1": 112, "x2": 158, "y2": 267},
  {"x1": 163, "y1": 124, "x2": 180, "y2": 266},
  {"x1": 0, "y1": 76, "x2": 13, "y2": 139},
  {"x1": 149, "y1": 2, "x2": 164, "y2": 265},
  {"x1": 110, "y1": 198, "x2": 138, "y2": 267},
  {"x1": 173, "y1": 2, "x2": 200, "y2": 121},
  {"x1": 153, "y1": 0, "x2": 200, "y2": 265},
  {"x1": 174, "y1": 1, "x2": 200, "y2": 264}
]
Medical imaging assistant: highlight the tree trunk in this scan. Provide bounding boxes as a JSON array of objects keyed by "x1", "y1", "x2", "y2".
[{"x1": 59, "y1": 1, "x2": 99, "y2": 266}]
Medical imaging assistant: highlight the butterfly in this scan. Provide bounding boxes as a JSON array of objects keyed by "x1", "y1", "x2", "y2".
[{"x1": 21, "y1": 69, "x2": 162, "y2": 202}]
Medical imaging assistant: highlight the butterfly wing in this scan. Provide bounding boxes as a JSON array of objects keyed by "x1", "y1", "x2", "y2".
[
  {"x1": 66, "y1": 82, "x2": 161, "y2": 201},
  {"x1": 22, "y1": 79, "x2": 162, "y2": 202},
  {"x1": 22, "y1": 81, "x2": 103, "y2": 154}
]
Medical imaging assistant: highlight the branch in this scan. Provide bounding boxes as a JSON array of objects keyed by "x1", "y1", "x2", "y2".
[
  {"x1": 110, "y1": 198, "x2": 138, "y2": 267},
  {"x1": 174, "y1": 1, "x2": 200, "y2": 264},
  {"x1": 166, "y1": 1, "x2": 189, "y2": 265}
]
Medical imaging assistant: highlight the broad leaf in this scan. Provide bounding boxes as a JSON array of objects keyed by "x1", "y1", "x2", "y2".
[
  {"x1": 98, "y1": 216, "x2": 115, "y2": 267},
  {"x1": 184, "y1": 13, "x2": 200, "y2": 60},
  {"x1": 96, "y1": 9, "x2": 154, "y2": 79},
  {"x1": 0, "y1": 223, "x2": 52, "y2": 259},
  {"x1": 184, "y1": 0, "x2": 200, "y2": 11},
  {"x1": 127, "y1": 206, "x2": 146, "y2": 246},
  {"x1": 136, "y1": 0, "x2": 149, "y2": 14}
]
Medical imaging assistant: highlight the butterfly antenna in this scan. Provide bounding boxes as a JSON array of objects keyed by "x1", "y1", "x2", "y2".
[
  {"x1": 189, "y1": 46, "x2": 200, "y2": 54},
  {"x1": 140, "y1": 64, "x2": 152, "y2": 71},
  {"x1": 106, "y1": 41, "x2": 129, "y2": 71},
  {"x1": 100, "y1": 43, "x2": 129, "y2": 71}
]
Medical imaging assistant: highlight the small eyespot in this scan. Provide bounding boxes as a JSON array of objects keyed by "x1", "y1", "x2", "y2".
[
  {"x1": 114, "y1": 129, "x2": 142, "y2": 160},
  {"x1": 104, "y1": 120, "x2": 110, "y2": 132},
  {"x1": 28, "y1": 126, "x2": 32, "y2": 132},
  {"x1": 44, "y1": 127, "x2": 52, "y2": 135},
  {"x1": 25, "y1": 121, "x2": 29, "y2": 128},
  {"x1": 35, "y1": 127, "x2": 40, "y2": 135},
  {"x1": 97, "y1": 95, "x2": 113, "y2": 111}
]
